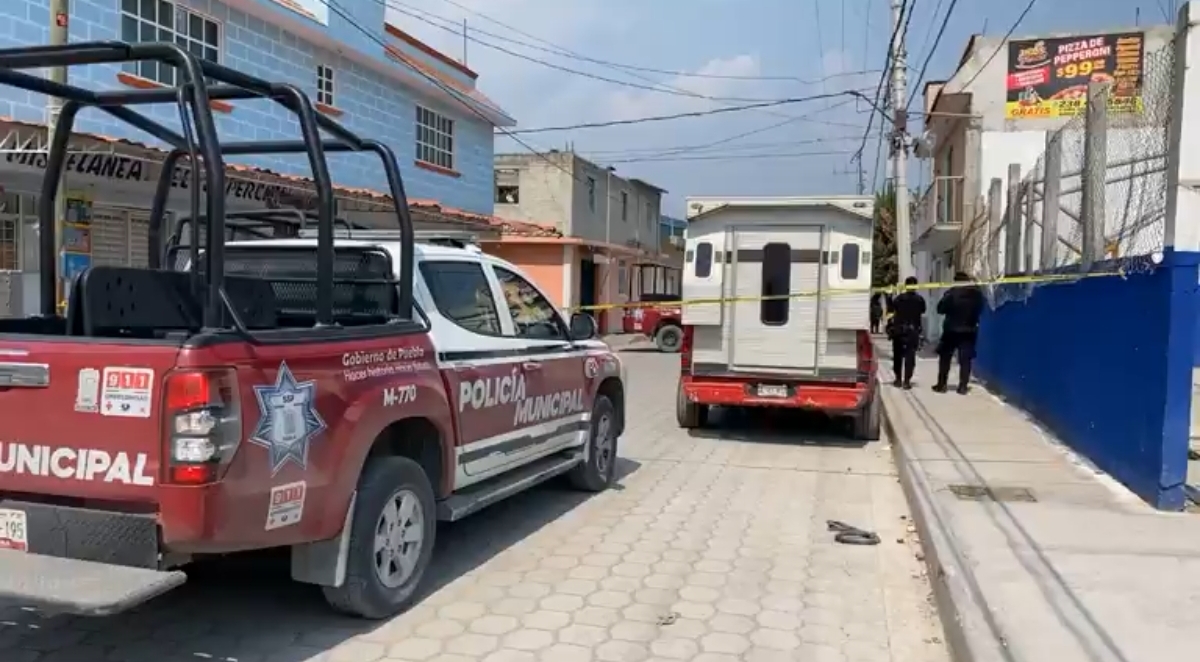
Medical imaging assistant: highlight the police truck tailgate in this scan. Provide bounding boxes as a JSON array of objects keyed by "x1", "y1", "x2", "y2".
[{"x1": 0, "y1": 340, "x2": 186, "y2": 615}]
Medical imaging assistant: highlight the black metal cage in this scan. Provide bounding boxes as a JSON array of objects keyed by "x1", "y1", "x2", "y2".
[{"x1": 0, "y1": 41, "x2": 415, "y2": 328}]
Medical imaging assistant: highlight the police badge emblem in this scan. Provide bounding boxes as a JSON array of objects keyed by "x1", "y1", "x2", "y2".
[{"x1": 250, "y1": 362, "x2": 327, "y2": 475}]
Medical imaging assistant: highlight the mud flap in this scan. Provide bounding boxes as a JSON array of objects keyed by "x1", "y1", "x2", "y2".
[
  {"x1": 291, "y1": 491, "x2": 356, "y2": 588},
  {"x1": 0, "y1": 550, "x2": 186, "y2": 616}
]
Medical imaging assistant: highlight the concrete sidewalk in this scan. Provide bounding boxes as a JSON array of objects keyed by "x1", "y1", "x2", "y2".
[{"x1": 877, "y1": 344, "x2": 1200, "y2": 662}]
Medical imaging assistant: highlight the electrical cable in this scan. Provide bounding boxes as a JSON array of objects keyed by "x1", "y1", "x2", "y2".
[
  {"x1": 604, "y1": 149, "x2": 858, "y2": 165},
  {"x1": 396, "y1": 0, "x2": 884, "y2": 84},
  {"x1": 507, "y1": 91, "x2": 870, "y2": 135},
  {"x1": 852, "y1": 0, "x2": 911, "y2": 165},
  {"x1": 387, "y1": 3, "x2": 796, "y2": 103},
  {"x1": 319, "y1": 0, "x2": 587, "y2": 186},
  {"x1": 906, "y1": 0, "x2": 960, "y2": 111},
  {"x1": 580, "y1": 131, "x2": 862, "y2": 158},
  {"x1": 957, "y1": 0, "x2": 1039, "y2": 91}
]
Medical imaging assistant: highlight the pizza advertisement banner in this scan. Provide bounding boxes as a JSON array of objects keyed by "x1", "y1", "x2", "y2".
[{"x1": 1005, "y1": 32, "x2": 1145, "y2": 119}]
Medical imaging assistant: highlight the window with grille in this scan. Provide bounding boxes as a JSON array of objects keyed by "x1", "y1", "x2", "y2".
[
  {"x1": 120, "y1": 0, "x2": 219, "y2": 86},
  {"x1": 415, "y1": 106, "x2": 455, "y2": 170},
  {"x1": 317, "y1": 64, "x2": 335, "y2": 107}
]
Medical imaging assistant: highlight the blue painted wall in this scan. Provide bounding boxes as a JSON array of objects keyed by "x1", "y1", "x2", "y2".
[
  {"x1": 975, "y1": 251, "x2": 1198, "y2": 510},
  {"x1": 0, "y1": 0, "x2": 497, "y2": 214}
]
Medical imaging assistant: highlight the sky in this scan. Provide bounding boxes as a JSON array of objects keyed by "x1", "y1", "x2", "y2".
[{"x1": 388, "y1": 0, "x2": 1181, "y2": 217}]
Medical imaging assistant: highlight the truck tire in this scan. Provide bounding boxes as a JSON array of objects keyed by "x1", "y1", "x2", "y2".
[
  {"x1": 655, "y1": 324, "x2": 683, "y2": 353},
  {"x1": 676, "y1": 380, "x2": 708, "y2": 429},
  {"x1": 852, "y1": 387, "x2": 882, "y2": 441},
  {"x1": 322, "y1": 456, "x2": 437, "y2": 619},
  {"x1": 569, "y1": 395, "x2": 619, "y2": 492}
]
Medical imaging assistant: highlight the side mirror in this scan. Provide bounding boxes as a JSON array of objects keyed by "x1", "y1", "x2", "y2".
[{"x1": 569, "y1": 312, "x2": 597, "y2": 340}]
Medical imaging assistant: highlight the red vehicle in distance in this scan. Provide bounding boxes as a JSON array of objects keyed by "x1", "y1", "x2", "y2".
[{"x1": 621, "y1": 262, "x2": 683, "y2": 352}]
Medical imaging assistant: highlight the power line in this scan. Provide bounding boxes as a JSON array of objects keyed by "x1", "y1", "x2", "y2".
[
  {"x1": 906, "y1": 0, "x2": 960, "y2": 111},
  {"x1": 403, "y1": 0, "x2": 890, "y2": 135},
  {"x1": 854, "y1": 0, "x2": 907, "y2": 193},
  {"x1": 319, "y1": 0, "x2": 588, "y2": 187},
  {"x1": 595, "y1": 99, "x2": 860, "y2": 161},
  {"x1": 581, "y1": 133, "x2": 863, "y2": 158},
  {"x1": 386, "y1": 3, "x2": 790, "y2": 103},
  {"x1": 853, "y1": 0, "x2": 910, "y2": 164},
  {"x1": 958, "y1": 0, "x2": 1039, "y2": 91},
  {"x1": 506, "y1": 91, "x2": 871, "y2": 134},
  {"x1": 606, "y1": 149, "x2": 857, "y2": 165},
  {"x1": 396, "y1": 0, "x2": 882, "y2": 84}
]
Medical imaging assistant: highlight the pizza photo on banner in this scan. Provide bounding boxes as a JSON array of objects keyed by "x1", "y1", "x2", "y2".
[{"x1": 1005, "y1": 32, "x2": 1145, "y2": 119}]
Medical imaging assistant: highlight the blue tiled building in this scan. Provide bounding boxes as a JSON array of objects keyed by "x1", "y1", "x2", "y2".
[{"x1": 0, "y1": 0, "x2": 514, "y2": 295}]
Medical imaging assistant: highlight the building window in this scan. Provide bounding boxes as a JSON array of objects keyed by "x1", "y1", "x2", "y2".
[
  {"x1": 416, "y1": 106, "x2": 455, "y2": 171},
  {"x1": 761, "y1": 243, "x2": 791, "y2": 326},
  {"x1": 495, "y1": 185, "x2": 519, "y2": 204},
  {"x1": 586, "y1": 177, "x2": 596, "y2": 211},
  {"x1": 620, "y1": 191, "x2": 628, "y2": 221},
  {"x1": 120, "y1": 0, "x2": 220, "y2": 86},
  {"x1": 618, "y1": 261, "x2": 627, "y2": 295},
  {"x1": 694, "y1": 242, "x2": 713, "y2": 279},
  {"x1": 841, "y1": 243, "x2": 861, "y2": 280},
  {"x1": 316, "y1": 64, "x2": 335, "y2": 107}
]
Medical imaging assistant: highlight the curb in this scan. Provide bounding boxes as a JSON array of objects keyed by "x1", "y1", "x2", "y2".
[{"x1": 881, "y1": 395, "x2": 1007, "y2": 662}]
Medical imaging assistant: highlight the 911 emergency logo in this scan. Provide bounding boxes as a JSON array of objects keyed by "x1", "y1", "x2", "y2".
[{"x1": 250, "y1": 362, "x2": 327, "y2": 476}]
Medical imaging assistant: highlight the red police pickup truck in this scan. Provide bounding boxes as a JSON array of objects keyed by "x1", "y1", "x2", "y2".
[{"x1": 0, "y1": 40, "x2": 625, "y2": 620}]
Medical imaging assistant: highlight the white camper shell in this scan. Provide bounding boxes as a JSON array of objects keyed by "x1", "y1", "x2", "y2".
[{"x1": 682, "y1": 196, "x2": 875, "y2": 378}]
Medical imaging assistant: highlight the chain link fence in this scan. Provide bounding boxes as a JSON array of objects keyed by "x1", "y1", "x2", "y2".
[{"x1": 964, "y1": 42, "x2": 1177, "y2": 309}]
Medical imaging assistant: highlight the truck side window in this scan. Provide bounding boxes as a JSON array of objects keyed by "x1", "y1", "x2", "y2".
[
  {"x1": 841, "y1": 243, "x2": 860, "y2": 280},
  {"x1": 761, "y1": 242, "x2": 790, "y2": 326},
  {"x1": 420, "y1": 261, "x2": 503, "y2": 335},
  {"x1": 493, "y1": 266, "x2": 564, "y2": 340},
  {"x1": 694, "y1": 242, "x2": 713, "y2": 278}
]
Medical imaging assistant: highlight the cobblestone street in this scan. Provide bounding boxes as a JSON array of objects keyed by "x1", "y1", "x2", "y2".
[{"x1": 0, "y1": 350, "x2": 948, "y2": 662}]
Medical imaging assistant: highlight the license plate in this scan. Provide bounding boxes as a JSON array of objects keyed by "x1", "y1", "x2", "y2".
[
  {"x1": 757, "y1": 384, "x2": 788, "y2": 398},
  {"x1": 0, "y1": 508, "x2": 28, "y2": 552}
]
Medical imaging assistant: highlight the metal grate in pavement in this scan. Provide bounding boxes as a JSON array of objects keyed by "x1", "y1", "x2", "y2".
[{"x1": 948, "y1": 484, "x2": 1037, "y2": 502}]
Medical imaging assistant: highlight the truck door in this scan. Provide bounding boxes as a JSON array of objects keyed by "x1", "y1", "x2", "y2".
[
  {"x1": 418, "y1": 259, "x2": 534, "y2": 485},
  {"x1": 728, "y1": 227, "x2": 823, "y2": 372},
  {"x1": 489, "y1": 264, "x2": 590, "y2": 464}
]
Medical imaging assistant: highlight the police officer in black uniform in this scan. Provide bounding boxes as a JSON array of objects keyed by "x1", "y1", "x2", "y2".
[
  {"x1": 933, "y1": 271, "x2": 985, "y2": 394},
  {"x1": 888, "y1": 276, "x2": 926, "y2": 389}
]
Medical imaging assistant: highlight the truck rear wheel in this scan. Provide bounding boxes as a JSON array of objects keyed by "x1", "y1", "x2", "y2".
[
  {"x1": 676, "y1": 381, "x2": 708, "y2": 429},
  {"x1": 322, "y1": 456, "x2": 437, "y2": 619},
  {"x1": 655, "y1": 324, "x2": 683, "y2": 353},
  {"x1": 852, "y1": 387, "x2": 882, "y2": 441}
]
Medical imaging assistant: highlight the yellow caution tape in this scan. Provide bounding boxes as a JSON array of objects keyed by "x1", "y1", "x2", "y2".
[{"x1": 567, "y1": 269, "x2": 1127, "y2": 313}]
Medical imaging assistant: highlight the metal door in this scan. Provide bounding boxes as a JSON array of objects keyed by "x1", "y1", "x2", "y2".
[{"x1": 728, "y1": 226, "x2": 823, "y2": 371}]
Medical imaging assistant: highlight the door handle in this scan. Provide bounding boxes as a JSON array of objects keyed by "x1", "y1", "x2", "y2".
[{"x1": 522, "y1": 362, "x2": 543, "y2": 371}]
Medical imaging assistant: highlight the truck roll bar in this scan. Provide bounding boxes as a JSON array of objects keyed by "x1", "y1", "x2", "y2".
[
  {"x1": 149, "y1": 139, "x2": 417, "y2": 323},
  {"x1": 0, "y1": 40, "x2": 416, "y2": 327}
]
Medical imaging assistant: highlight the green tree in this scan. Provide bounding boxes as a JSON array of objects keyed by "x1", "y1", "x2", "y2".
[{"x1": 872, "y1": 184, "x2": 898, "y2": 289}]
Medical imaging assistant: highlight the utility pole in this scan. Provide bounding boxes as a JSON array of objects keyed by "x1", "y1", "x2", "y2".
[
  {"x1": 889, "y1": 0, "x2": 914, "y2": 283},
  {"x1": 48, "y1": 0, "x2": 69, "y2": 306},
  {"x1": 462, "y1": 19, "x2": 468, "y2": 66}
]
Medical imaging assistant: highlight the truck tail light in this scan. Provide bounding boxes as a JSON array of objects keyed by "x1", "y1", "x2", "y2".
[
  {"x1": 163, "y1": 368, "x2": 241, "y2": 485},
  {"x1": 680, "y1": 325, "x2": 695, "y2": 374},
  {"x1": 856, "y1": 329, "x2": 874, "y2": 382}
]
